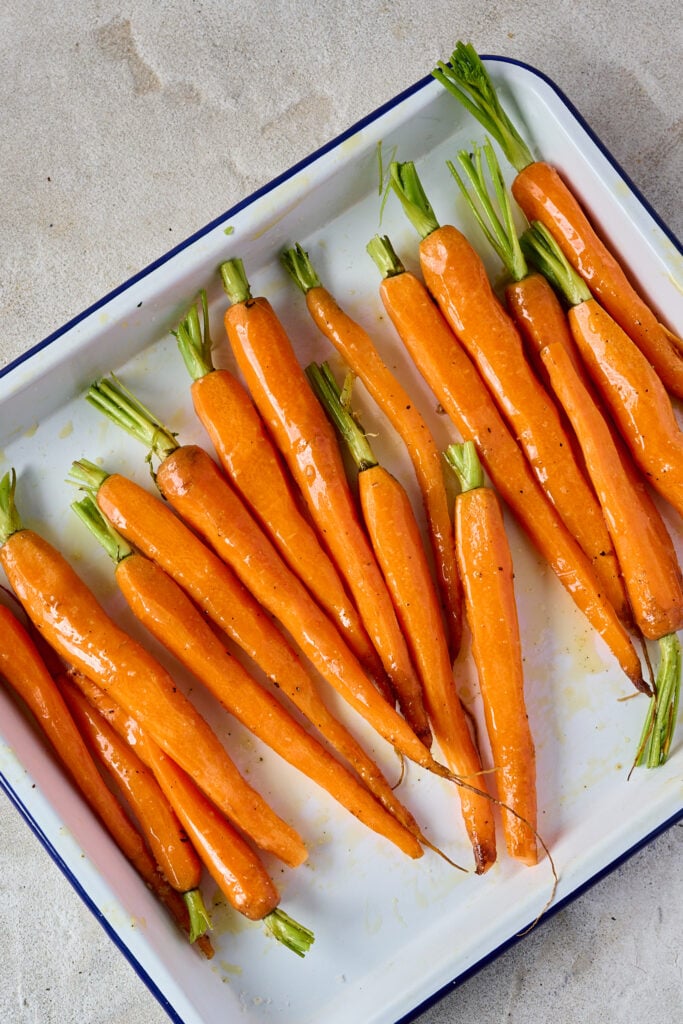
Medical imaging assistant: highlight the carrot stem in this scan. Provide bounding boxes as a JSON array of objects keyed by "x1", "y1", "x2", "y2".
[
  {"x1": 174, "y1": 289, "x2": 215, "y2": 381},
  {"x1": 220, "y1": 258, "x2": 252, "y2": 306},
  {"x1": 447, "y1": 140, "x2": 527, "y2": 283},
  {"x1": 432, "y1": 42, "x2": 534, "y2": 173},
  {"x1": 280, "y1": 243, "x2": 322, "y2": 294},
  {"x1": 365, "y1": 235, "x2": 406, "y2": 280},
  {"x1": 636, "y1": 633, "x2": 681, "y2": 768},
  {"x1": 443, "y1": 440, "x2": 484, "y2": 493},
  {"x1": 183, "y1": 889, "x2": 212, "y2": 943},
  {"x1": 305, "y1": 363, "x2": 377, "y2": 471},
  {"x1": 71, "y1": 493, "x2": 134, "y2": 563},
  {"x1": 263, "y1": 907, "x2": 315, "y2": 958},
  {"x1": 520, "y1": 223, "x2": 592, "y2": 307},
  {"x1": 86, "y1": 376, "x2": 178, "y2": 463},
  {"x1": 388, "y1": 162, "x2": 440, "y2": 240},
  {"x1": 0, "y1": 470, "x2": 22, "y2": 544}
]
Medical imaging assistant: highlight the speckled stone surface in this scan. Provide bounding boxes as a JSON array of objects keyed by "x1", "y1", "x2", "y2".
[{"x1": 1, "y1": 2, "x2": 681, "y2": 1022}]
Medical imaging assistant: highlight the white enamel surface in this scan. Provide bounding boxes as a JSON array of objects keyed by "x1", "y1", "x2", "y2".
[{"x1": 0, "y1": 59, "x2": 681, "y2": 1024}]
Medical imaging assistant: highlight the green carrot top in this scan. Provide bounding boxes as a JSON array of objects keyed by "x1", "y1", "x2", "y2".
[
  {"x1": 85, "y1": 375, "x2": 179, "y2": 465},
  {"x1": 305, "y1": 362, "x2": 377, "y2": 473},
  {"x1": 0, "y1": 469, "x2": 23, "y2": 546},
  {"x1": 174, "y1": 290, "x2": 215, "y2": 382},
  {"x1": 443, "y1": 441, "x2": 485, "y2": 494},
  {"x1": 432, "y1": 42, "x2": 534, "y2": 174},
  {"x1": 388, "y1": 161, "x2": 440, "y2": 241},
  {"x1": 520, "y1": 221, "x2": 592, "y2": 307},
  {"x1": 281, "y1": 244, "x2": 322, "y2": 294}
]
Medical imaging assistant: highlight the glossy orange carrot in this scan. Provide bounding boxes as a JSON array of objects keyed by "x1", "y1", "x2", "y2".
[
  {"x1": 446, "y1": 141, "x2": 630, "y2": 623},
  {"x1": 433, "y1": 42, "x2": 683, "y2": 399},
  {"x1": 366, "y1": 236, "x2": 648, "y2": 695},
  {"x1": 219, "y1": 259, "x2": 437, "y2": 741},
  {"x1": 0, "y1": 470, "x2": 307, "y2": 869},
  {"x1": 58, "y1": 673, "x2": 204, "y2": 896},
  {"x1": 66, "y1": 674, "x2": 313, "y2": 953},
  {"x1": 307, "y1": 362, "x2": 497, "y2": 873},
  {"x1": 447, "y1": 441, "x2": 537, "y2": 865},
  {"x1": 70, "y1": 495, "x2": 424, "y2": 859},
  {"x1": 0, "y1": 605, "x2": 213, "y2": 954},
  {"x1": 522, "y1": 222, "x2": 683, "y2": 524},
  {"x1": 281, "y1": 247, "x2": 463, "y2": 657},
  {"x1": 67, "y1": 460, "x2": 439, "y2": 822},
  {"x1": 174, "y1": 291, "x2": 381, "y2": 677},
  {"x1": 82, "y1": 375, "x2": 432, "y2": 750},
  {"x1": 390, "y1": 161, "x2": 632, "y2": 629}
]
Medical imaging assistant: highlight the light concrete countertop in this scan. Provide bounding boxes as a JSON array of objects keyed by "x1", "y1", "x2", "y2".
[{"x1": 1, "y1": 2, "x2": 681, "y2": 1022}]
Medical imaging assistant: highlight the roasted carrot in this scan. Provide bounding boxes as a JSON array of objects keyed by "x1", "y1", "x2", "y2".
[
  {"x1": 446, "y1": 442, "x2": 537, "y2": 865},
  {"x1": 84, "y1": 374, "x2": 432, "y2": 749},
  {"x1": 307, "y1": 361, "x2": 497, "y2": 873},
  {"x1": 0, "y1": 605, "x2": 213, "y2": 954},
  {"x1": 521, "y1": 222, "x2": 683, "y2": 525},
  {"x1": 66, "y1": 673, "x2": 313, "y2": 954},
  {"x1": 281, "y1": 246, "x2": 463, "y2": 658},
  {"x1": 67, "y1": 459, "x2": 434, "y2": 831},
  {"x1": 57, "y1": 671, "x2": 211, "y2": 938},
  {"x1": 433, "y1": 42, "x2": 683, "y2": 398},
  {"x1": 366, "y1": 234, "x2": 648, "y2": 694},
  {"x1": 539, "y1": 340, "x2": 682, "y2": 766},
  {"x1": 0, "y1": 469, "x2": 307, "y2": 869},
  {"x1": 219, "y1": 258, "x2": 435, "y2": 743},
  {"x1": 173, "y1": 291, "x2": 381, "y2": 677},
  {"x1": 70, "y1": 494, "x2": 424, "y2": 859},
  {"x1": 389, "y1": 157, "x2": 632, "y2": 628}
]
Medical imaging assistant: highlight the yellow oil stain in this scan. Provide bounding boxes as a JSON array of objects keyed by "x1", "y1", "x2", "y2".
[
  {"x1": 59, "y1": 420, "x2": 74, "y2": 439},
  {"x1": 23, "y1": 422, "x2": 39, "y2": 438},
  {"x1": 218, "y1": 960, "x2": 242, "y2": 977}
]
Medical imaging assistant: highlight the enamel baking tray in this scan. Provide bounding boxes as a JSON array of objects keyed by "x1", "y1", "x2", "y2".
[{"x1": 1, "y1": 56, "x2": 682, "y2": 1024}]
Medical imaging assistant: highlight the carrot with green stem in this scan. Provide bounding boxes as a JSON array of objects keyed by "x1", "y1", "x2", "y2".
[
  {"x1": 66, "y1": 458, "x2": 429, "y2": 836},
  {"x1": 521, "y1": 225, "x2": 683, "y2": 766},
  {"x1": 65, "y1": 672, "x2": 313, "y2": 954},
  {"x1": 445, "y1": 442, "x2": 537, "y2": 865},
  {"x1": 173, "y1": 291, "x2": 382, "y2": 678},
  {"x1": 56, "y1": 672, "x2": 211, "y2": 940},
  {"x1": 389, "y1": 156, "x2": 633, "y2": 628},
  {"x1": 219, "y1": 258, "x2": 435, "y2": 743},
  {"x1": 432, "y1": 41, "x2": 683, "y2": 399},
  {"x1": 447, "y1": 138, "x2": 631, "y2": 624},
  {"x1": 0, "y1": 469, "x2": 307, "y2": 869},
  {"x1": 70, "y1": 494, "x2": 425, "y2": 860},
  {"x1": 0, "y1": 605, "x2": 213, "y2": 955},
  {"x1": 83, "y1": 372, "x2": 433, "y2": 753},
  {"x1": 280, "y1": 245, "x2": 463, "y2": 658},
  {"x1": 306, "y1": 361, "x2": 497, "y2": 873},
  {"x1": 521, "y1": 220, "x2": 683, "y2": 525},
  {"x1": 365, "y1": 233, "x2": 648, "y2": 695}
]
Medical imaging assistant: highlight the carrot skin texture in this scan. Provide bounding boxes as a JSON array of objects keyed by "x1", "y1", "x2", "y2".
[
  {"x1": 0, "y1": 529, "x2": 307, "y2": 868},
  {"x1": 359, "y1": 465, "x2": 497, "y2": 872},
  {"x1": 223, "y1": 296, "x2": 433, "y2": 737},
  {"x1": 567, "y1": 299, "x2": 683, "y2": 521},
  {"x1": 541, "y1": 341, "x2": 683, "y2": 640},
  {"x1": 511, "y1": 161, "x2": 683, "y2": 399},
  {"x1": 93, "y1": 473, "x2": 428, "y2": 827},
  {"x1": 376, "y1": 269, "x2": 646, "y2": 692},
  {"x1": 114, "y1": 551, "x2": 423, "y2": 859},
  {"x1": 419, "y1": 224, "x2": 627, "y2": 617},
  {"x1": 190, "y1": 368, "x2": 380, "y2": 674},
  {"x1": 145, "y1": 744, "x2": 281, "y2": 921},
  {"x1": 455, "y1": 487, "x2": 537, "y2": 865},
  {"x1": 68, "y1": 673, "x2": 280, "y2": 922},
  {"x1": 302, "y1": 285, "x2": 463, "y2": 656},
  {"x1": 155, "y1": 443, "x2": 432, "y2": 753},
  {"x1": 59, "y1": 672, "x2": 202, "y2": 894},
  {"x1": 0, "y1": 608, "x2": 213, "y2": 952}
]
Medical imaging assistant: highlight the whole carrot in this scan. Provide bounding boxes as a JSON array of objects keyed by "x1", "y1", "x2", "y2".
[
  {"x1": 447, "y1": 442, "x2": 537, "y2": 866},
  {"x1": 281, "y1": 246, "x2": 463, "y2": 657},
  {"x1": 307, "y1": 362, "x2": 497, "y2": 873},
  {"x1": 366, "y1": 235, "x2": 648, "y2": 695},
  {"x1": 433, "y1": 41, "x2": 683, "y2": 398},
  {"x1": 0, "y1": 605, "x2": 213, "y2": 955},
  {"x1": 83, "y1": 371, "x2": 434, "y2": 752},
  {"x1": 70, "y1": 494, "x2": 424, "y2": 860},
  {"x1": 67, "y1": 673, "x2": 314, "y2": 954},
  {"x1": 219, "y1": 258, "x2": 433, "y2": 742},
  {"x1": 173, "y1": 291, "x2": 381, "y2": 677},
  {"x1": 67, "y1": 458, "x2": 433, "y2": 826},
  {"x1": 0, "y1": 469, "x2": 307, "y2": 869},
  {"x1": 389, "y1": 156, "x2": 631, "y2": 626}
]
